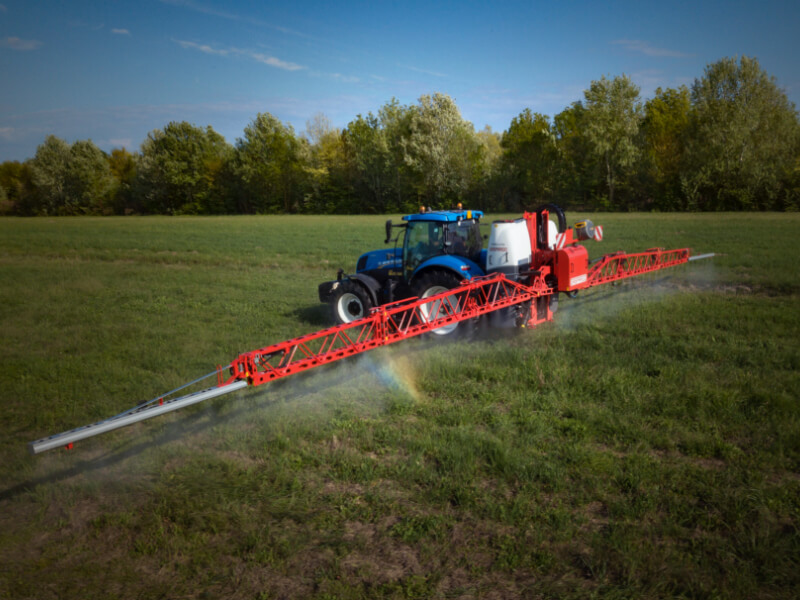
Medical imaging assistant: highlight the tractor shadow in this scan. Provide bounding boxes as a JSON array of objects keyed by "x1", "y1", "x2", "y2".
[{"x1": 291, "y1": 303, "x2": 331, "y2": 327}]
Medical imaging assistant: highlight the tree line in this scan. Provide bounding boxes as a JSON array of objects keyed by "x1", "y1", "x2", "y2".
[{"x1": 1, "y1": 56, "x2": 798, "y2": 216}]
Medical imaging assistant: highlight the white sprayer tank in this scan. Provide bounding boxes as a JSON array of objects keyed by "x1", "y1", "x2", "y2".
[
  {"x1": 487, "y1": 218, "x2": 558, "y2": 280},
  {"x1": 487, "y1": 219, "x2": 530, "y2": 281}
]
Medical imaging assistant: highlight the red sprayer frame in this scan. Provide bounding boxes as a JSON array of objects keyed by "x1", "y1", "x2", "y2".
[
  {"x1": 227, "y1": 270, "x2": 552, "y2": 388},
  {"x1": 28, "y1": 209, "x2": 698, "y2": 454}
]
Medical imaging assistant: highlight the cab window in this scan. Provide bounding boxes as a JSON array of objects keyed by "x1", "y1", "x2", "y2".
[
  {"x1": 445, "y1": 220, "x2": 482, "y2": 262},
  {"x1": 403, "y1": 221, "x2": 444, "y2": 279}
]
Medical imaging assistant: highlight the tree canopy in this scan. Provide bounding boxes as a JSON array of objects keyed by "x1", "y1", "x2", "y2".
[
  {"x1": 2, "y1": 56, "x2": 798, "y2": 216},
  {"x1": 682, "y1": 56, "x2": 800, "y2": 210},
  {"x1": 233, "y1": 113, "x2": 306, "y2": 213},
  {"x1": 582, "y1": 75, "x2": 643, "y2": 208},
  {"x1": 136, "y1": 121, "x2": 232, "y2": 214}
]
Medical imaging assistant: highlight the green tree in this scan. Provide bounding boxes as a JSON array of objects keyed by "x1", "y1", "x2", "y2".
[
  {"x1": 63, "y1": 140, "x2": 116, "y2": 214},
  {"x1": 30, "y1": 135, "x2": 71, "y2": 215},
  {"x1": 343, "y1": 112, "x2": 393, "y2": 213},
  {"x1": 378, "y1": 98, "x2": 416, "y2": 212},
  {"x1": 552, "y1": 101, "x2": 600, "y2": 208},
  {"x1": 0, "y1": 160, "x2": 36, "y2": 215},
  {"x1": 641, "y1": 86, "x2": 691, "y2": 210},
  {"x1": 137, "y1": 122, "x2": 232, "y2": 214},
  {"x1": 683, "y1": 56, "x2": 800, "y2": 210},
  {"x1": 476, "y1": 125, "x2": 502, "y2": 174},
  {"x1": 303, "y1": 113, "x2": 353, "y2": 213},
  {"x1": 471, "y1": 125, "x2": 504, "y2": 211},
  {"x1": 108, "y1": 148, "x2": 139, "y2": 214},
  {"x1": 582, "y1": 75, "x2": 643, "y2": 208},
  {"x1": 233, "y1": 113, "x2": 306, "y2": 213},
  {"x1": 785, "y1": 155, "x2": 800, "y2": 211},
  {"x1": 401, "y1": 93, "x2": 482, "y2": 206},
  {"x1": 29, "y1": 136, "x2": 116, "y2": 215},
  {"x1": 499, "y1": 109, "x2": 558, "y2": 208},
  {"x1": 304, "y1": 112, "x2": 334, "y2": 147}
]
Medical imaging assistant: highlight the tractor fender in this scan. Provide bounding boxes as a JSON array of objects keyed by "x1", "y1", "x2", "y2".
[
  {"x1": 410, "y1": 255, "x2": 485, "y2": 285},
  {"x1": 347, "y1": 273, "x2": 381, "y2": 306}
]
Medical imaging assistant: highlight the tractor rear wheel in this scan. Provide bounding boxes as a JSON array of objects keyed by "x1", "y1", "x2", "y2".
[
  {"x1": 412, "y1": 271, "x2": 463, "y2": 336},
  {"x1": 331, "y1": 281, "x2": 373, "y2": 324}
]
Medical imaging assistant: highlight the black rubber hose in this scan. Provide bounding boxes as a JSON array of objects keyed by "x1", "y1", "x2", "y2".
[
  {"x1": 534, "y1": 204, "x2": 566, "y2": 248},
  {"x1": 535, "y1": 204, "x2": 567, "y2": 232}
]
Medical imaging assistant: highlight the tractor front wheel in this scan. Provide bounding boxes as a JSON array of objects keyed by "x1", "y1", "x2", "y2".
[
  {"x1": 331, "y1": 281, "x2": 373, "y2": 324},
  {"x1": 412, "y1": 271, "x2": 463, "y2": 336}
]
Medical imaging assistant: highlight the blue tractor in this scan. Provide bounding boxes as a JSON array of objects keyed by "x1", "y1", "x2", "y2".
[{"x1": 318, "y1": 208, "x2": 486, "y2": 335}]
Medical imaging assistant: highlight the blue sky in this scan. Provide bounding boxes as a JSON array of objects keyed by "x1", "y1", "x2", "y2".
[{"x1": 1, "y1": 0, "x2": 798, "y2": 161}]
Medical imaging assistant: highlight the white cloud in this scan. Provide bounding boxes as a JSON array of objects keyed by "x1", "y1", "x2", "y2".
[
  {"x1": 160, "y1": 0, "x2": 314, "y2": 41},
  {"x1": 0, "y1": 4, "x2": 7, "y2": 12},
  {"x1": 174, "y1": 39, "x2": 305, "y2": 71},
  {"x1": 160, "y1": 0, "x2": 241, "y2": 22},
  {"x1": 316, "y1": 72, "x2": 360, "y2": 83},
  {"x1": 249, "y1": 51, "x2": 305, "y2": 71},
  {"x1": 1, "y1": 37, "x2": 43, "y2": 51},
  {"x1": 0, "y1": 127, "x2": 14, "y2": 141},
  {"x1": 112, "y1": 28, "x2": 130, "y2": 36},
  {"x1": 611, "y1": 39, "x2": 691, "y2": 58},
  {"x1": 176, "y1": 39, "x2": 230, "y2": 56}
]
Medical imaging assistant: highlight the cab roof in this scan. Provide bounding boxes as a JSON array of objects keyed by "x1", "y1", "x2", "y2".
[{"x1": 402, "y1": 209, "x2": 483, "y2": 223}]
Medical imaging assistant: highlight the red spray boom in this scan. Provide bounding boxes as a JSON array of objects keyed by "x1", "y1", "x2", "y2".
[{"x1": 29, "y1": 209, "x2": 712, "y2": 454}]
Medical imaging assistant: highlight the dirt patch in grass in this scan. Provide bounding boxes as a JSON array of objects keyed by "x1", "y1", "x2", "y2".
[
  {"x1": 218, "y1": 449, "x2": 266, "y2": 469},
  {"x1": 595, "y1": 442, "x2": 627, "y2": 458},
  {"x1": 691, "y1": 456, "x2": 727, "y2": 470},
  {"x1": 321, "y1": 480, "x2": 365, "y2": 496},
  {"x1": 0, "y1": 492, "x2": 144, "y2": 599},
  {"x1": 340, "y1": 530, "x2": 422, "y2": 584},
  {"x1": 580, "y1": 500, "x2": 610, "y2": 533}
]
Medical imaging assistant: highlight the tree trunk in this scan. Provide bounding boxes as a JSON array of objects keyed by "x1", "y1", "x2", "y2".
[{"x1": 606, "y1": 153, "x2": 615, "y2": 207}]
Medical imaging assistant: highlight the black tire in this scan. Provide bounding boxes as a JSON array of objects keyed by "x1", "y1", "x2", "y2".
[
  {"x1": 411, "y1": 271, "x2": 464, "y2": 336},
  {"x1": 330, "y1": 280, "x2": 373, "y2": 324}
]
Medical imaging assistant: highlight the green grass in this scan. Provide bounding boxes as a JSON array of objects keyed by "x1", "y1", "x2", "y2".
[{"x1": 0, "y1": 212, "x2": 799, "y2": 599}]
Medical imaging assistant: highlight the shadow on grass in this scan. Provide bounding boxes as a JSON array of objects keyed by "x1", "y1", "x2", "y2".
[
  {"x1": 6, "y1": 286, "x2": 646, "y2": 503},
  {"x1": 1, "y1": 339, "x2": 435, "y2": 502},
  {"x1": 0, "y1": 409, "x2": 227, "y2": 502},
  {"x1": 291, "y1": 303, "x2": 331, "y2": 327}
]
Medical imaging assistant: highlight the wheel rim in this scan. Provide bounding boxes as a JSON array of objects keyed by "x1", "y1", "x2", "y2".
[
  {"x1": 420, "y1": 285, "x2": 459, "y2": 335},
  {"x1": 336, "y1": 292, "x2": 364, "y2": 323}
]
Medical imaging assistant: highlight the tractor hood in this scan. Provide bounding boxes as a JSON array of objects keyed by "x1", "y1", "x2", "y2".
[{"x1": 356, "y1": 247, "x2": 402, "y2": 273}]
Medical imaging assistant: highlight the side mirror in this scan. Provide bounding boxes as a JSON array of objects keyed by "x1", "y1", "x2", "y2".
[{"x1": 384, "y1": 219, "x2": 393, "y2": 244}]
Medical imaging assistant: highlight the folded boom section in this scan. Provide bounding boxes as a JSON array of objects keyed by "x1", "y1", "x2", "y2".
[{"x1": 586, "y1": 248, "x2": 690, "y2": 288}]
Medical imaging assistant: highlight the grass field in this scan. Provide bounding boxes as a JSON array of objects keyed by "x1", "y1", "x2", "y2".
[{"x1": 1, "y1": 212, "x2": 799, "y2": 599}]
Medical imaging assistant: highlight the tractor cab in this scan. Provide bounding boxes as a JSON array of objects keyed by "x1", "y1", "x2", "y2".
[{"x1": 400, "y1": 209, "x2": 483, "y2": 282}]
